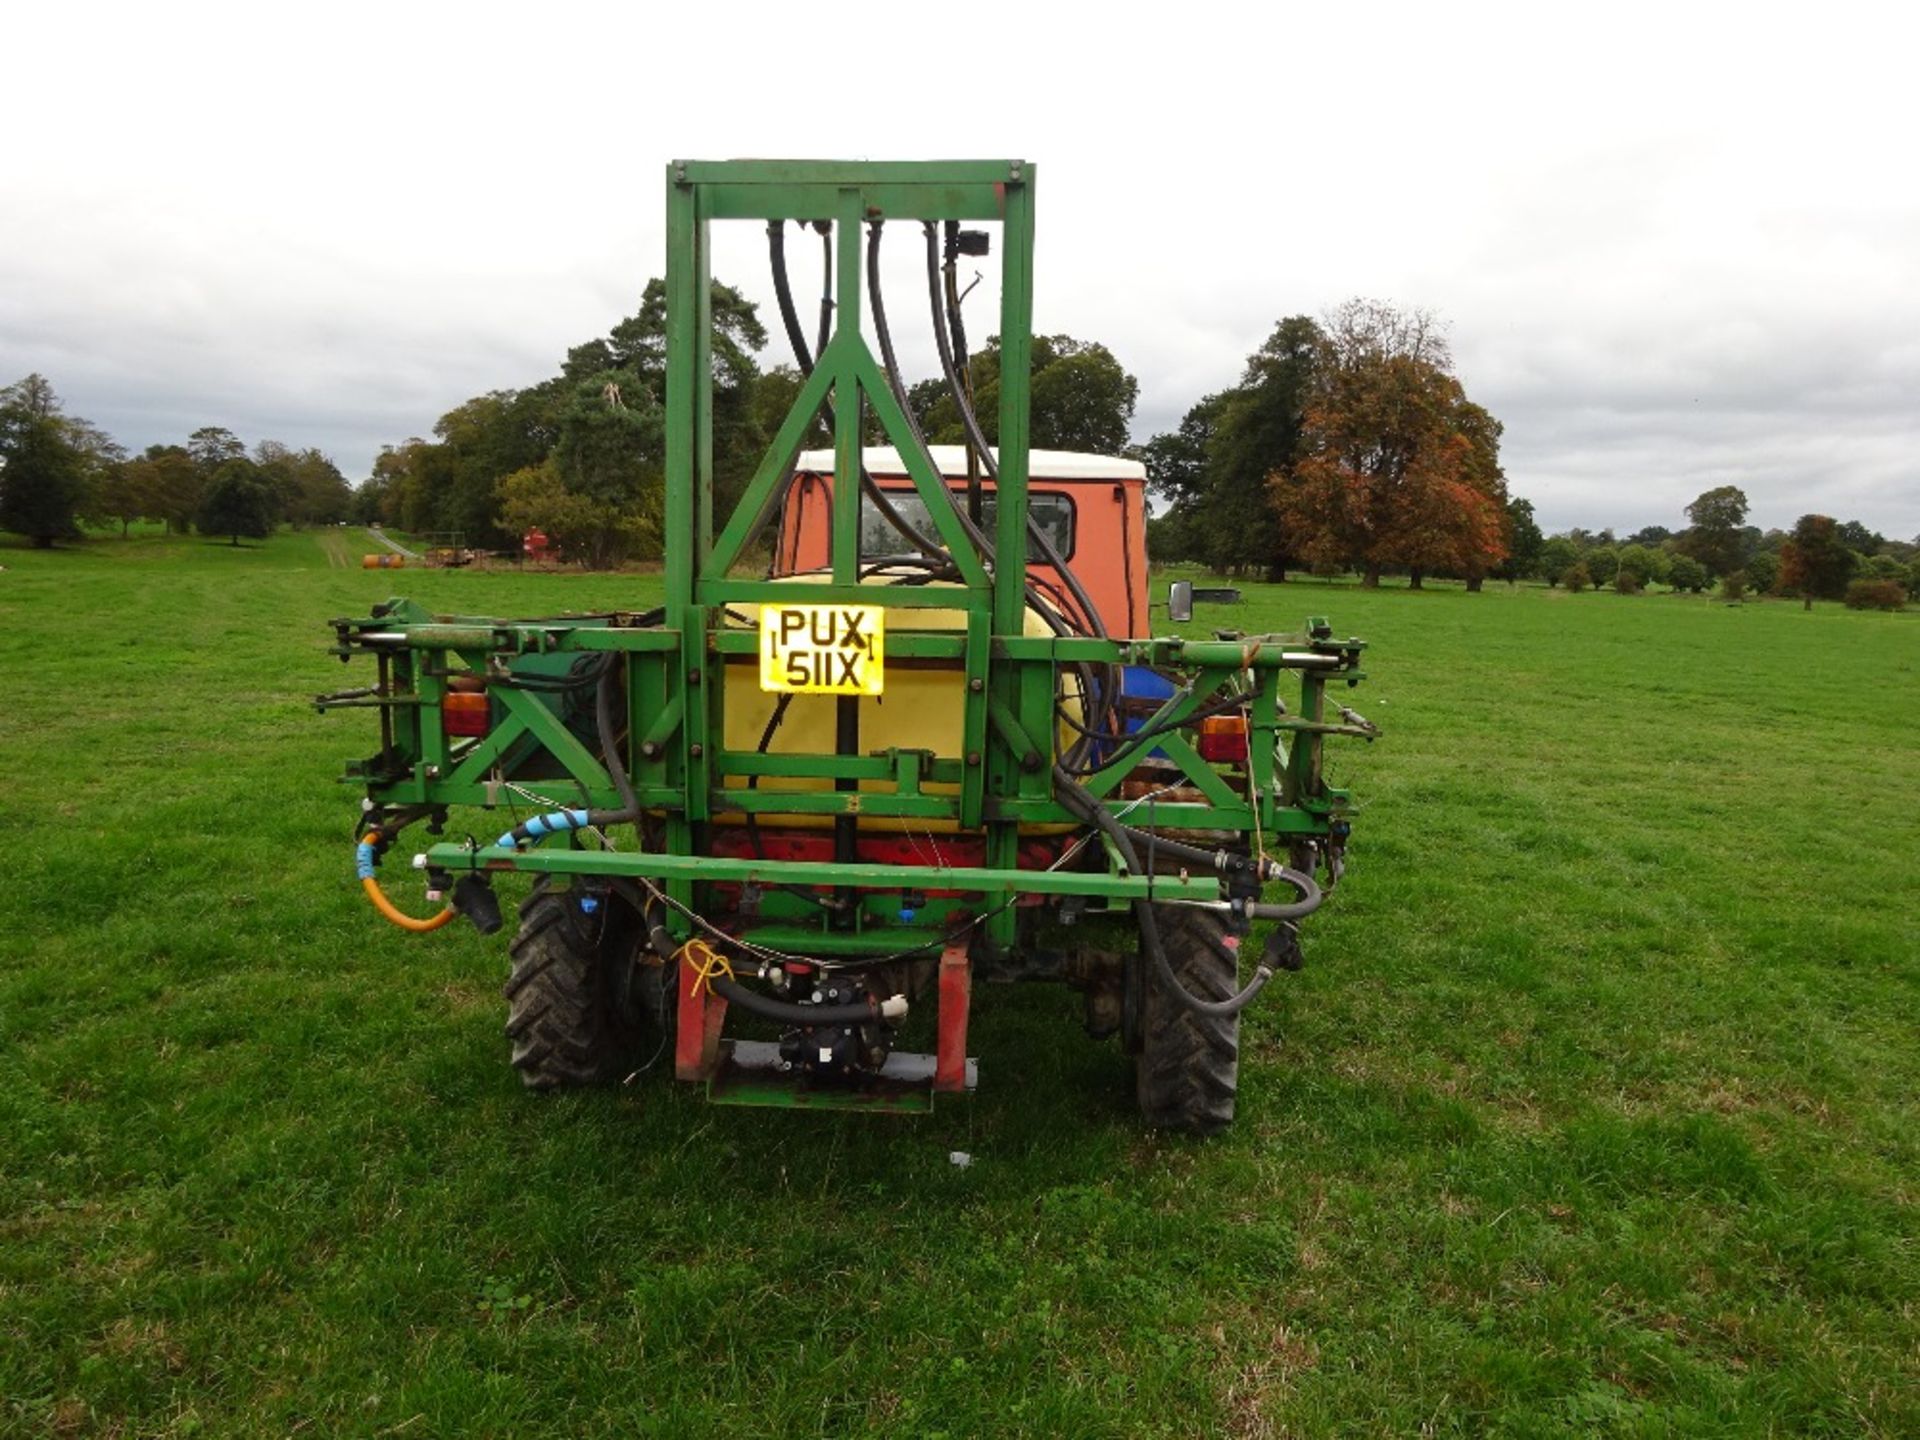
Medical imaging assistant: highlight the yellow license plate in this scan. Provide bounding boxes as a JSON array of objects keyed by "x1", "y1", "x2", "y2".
[{"x1": 759, "y1": 603, "x2": 885, "y2": 695}]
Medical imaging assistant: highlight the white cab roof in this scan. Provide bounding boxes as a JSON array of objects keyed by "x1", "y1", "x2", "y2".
[{"x1": 795, "y1": 445, "x2": 1145, "y2": 483}]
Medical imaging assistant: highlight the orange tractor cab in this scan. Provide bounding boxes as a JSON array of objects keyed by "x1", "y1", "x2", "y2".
[{"x1": 773, "y1": 446, "x2": 1152, "y2": 638}]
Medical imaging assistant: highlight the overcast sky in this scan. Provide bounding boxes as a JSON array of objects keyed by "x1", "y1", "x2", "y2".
[{"x1": 4, "y1": 2, "x2": 1916, "y2": 538}]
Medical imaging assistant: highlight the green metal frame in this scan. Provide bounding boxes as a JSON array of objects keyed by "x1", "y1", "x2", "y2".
[{"x1": 326, "y1": 160, "x2": 1367, "y2": 957}]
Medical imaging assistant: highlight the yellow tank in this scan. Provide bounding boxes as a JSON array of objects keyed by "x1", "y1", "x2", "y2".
[{"x1": 717, "y1": 575, "x2": 1079, "y2": 833}]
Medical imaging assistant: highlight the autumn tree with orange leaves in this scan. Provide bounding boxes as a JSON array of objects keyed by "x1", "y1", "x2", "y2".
[{"x1": 1272, "y1": 301, "x2": 1508, "y2": 589}]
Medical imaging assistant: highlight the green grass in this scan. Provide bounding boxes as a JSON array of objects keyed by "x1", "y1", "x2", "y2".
[{"x1": 2, "y1": 531, "x2": 1915, "y2": 1437}]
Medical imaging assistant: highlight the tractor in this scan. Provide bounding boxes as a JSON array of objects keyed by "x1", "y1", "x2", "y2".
[{"x1": 320, "y1": 160, "x2": 1374, "y2": 1132}]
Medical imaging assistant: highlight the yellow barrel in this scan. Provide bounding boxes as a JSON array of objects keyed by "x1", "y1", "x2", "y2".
[{"x1": 716, "y1": 574, "x2": 1079, "y2": 835}]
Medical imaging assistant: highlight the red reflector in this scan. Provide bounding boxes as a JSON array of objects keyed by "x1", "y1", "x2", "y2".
[
  {"x1": 443, "y1": 691, "x2": 490, "y2": 737},
  {"x1": 1197, "y1": 715, "x2": 1248, "y2": 763}
]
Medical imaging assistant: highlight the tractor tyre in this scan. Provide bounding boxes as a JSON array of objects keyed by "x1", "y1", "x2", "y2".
[
  {"x1": 1133, "y1": 903, "x2": 1240, "y2": 1134},
  {"x1": 503, "y1": 879, "x2": 669, "y2": 1089}
]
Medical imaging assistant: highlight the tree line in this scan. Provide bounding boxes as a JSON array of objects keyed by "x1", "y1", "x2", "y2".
[
  {"x1": 1519, "y1": 494, "x2": 1917, "y2": 608},
  {"x1": 10, "y1": 293, "x2": 1914, "y2": 612},
  {"x1": 354, "y1": 279, "x2": 1139, "y2": 567},
  {"x1": 1138, "y1": 310, "x2": 1915, "y2": 608},
  {"x1": 0, "y1": 374, "x2": 351, "y2": 546}
]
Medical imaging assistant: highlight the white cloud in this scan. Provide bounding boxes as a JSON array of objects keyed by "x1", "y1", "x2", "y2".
[{"x1": 3, "y1": 0, "x2": 1916, "y2": 538}]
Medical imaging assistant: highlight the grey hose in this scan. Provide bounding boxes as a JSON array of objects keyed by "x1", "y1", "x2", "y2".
[{"x1": 1053, "y1": 766, "x2": 1277, "y2": 1019}]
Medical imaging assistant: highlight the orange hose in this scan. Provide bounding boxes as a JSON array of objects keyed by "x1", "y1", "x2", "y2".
[{"x1": 362, "y1": 875, "x2": 458, "y2": 932}]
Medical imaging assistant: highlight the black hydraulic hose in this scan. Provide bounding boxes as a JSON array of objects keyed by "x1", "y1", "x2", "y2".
[
  {"x1": 595, "y1": 663, "x2": 640, "y2": 817},
  {"x1": 767, "y1": 222, "x2": 947, "y2": 563},
  {"x1": 919, "y1": 222, "x2": 1122, "y2": 754},
  {"x1": 865, "y1": 219, "x2": 998, "y2": 569},
  {"x1": 711, "y1": 973, "x2": 884, "y2": 1027},
  {"x1": 1053, "y1": 765, "x2": 1276, "y2": 1019},
  {"x1": 867, "y1": 220, "x2": 929, "y2": 452},
  {"x1": 921, "y1": 223, "x2": 1110, "y2": 644},
  {"x1": 814, "y1": 224, "x2": 834, "y2": 367},
  {"x1": 942, "y1": 221, "x2": 973, "y2": 390},
  {"x1": 1246, "y1": 897, "x2": 1324, "y2": 923},
  {"x1": 768, "y1": 221, "x2": 814, "y2": 383},
  {"x1": 945, "y1": 223, "x2": 986, "y2": 528}
]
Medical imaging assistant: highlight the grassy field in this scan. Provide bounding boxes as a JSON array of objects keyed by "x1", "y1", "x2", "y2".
[{"x1": 2, "y1": 530, "x2": 1914, "y2": 1437}]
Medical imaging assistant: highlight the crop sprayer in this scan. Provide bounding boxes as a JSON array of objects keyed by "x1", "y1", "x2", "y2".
[{"x1": 319, "y1": 160, "x2": 1376, "y2": 1132}]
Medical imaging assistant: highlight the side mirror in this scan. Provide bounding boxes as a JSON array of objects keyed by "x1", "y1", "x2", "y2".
[{"x1": 1168, "y1": 580, "x2": 1194, "y2": 624}]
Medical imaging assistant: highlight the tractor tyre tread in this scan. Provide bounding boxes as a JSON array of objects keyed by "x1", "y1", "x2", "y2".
[
  {"x1": 503, "y1": 880, "x2": 637, "y2": 1090},
  {"x1": 1134, "y1": 904, "x2": 1240, "y2": 1134}
]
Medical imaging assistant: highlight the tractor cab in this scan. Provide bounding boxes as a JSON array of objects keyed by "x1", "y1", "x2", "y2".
[{"x1": 772, "y1": 446, "x2": 1152, "y2": 638}]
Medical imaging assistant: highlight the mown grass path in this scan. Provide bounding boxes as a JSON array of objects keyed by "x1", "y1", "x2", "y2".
[{"x1": 1, "y1": 533, "x2": 1914, "y2": 1436}]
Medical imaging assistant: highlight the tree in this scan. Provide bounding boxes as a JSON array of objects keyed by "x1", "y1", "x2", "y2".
[
  {"x1": 355, "y1": 278, "x2": 766, "y2": 558},
  {"x1": 1538, "y1": 535, "x2": 1579, "y2": 587},
  {"x1": 1139, "y1": 391, "x2": 1229, "y2": 564},
  {"x1": 1584, "y1": 545, "x2": 1619, "y2": 591},
  {"x1": 1274, "y1": 301, "x2": 1506, "y2": 588},
  {"x1": 1137, "y1": 318, "x2": 1320, "y2": 578},
  {"x1": 424, "y1": 386, "x2": 567, "y2": 544},
  {"x1": 251, "y1": 441, "x2": 351, "y2": 529},
  {"x1": 1667, "y1": 554, "x2": 1708, "y2": 592},
  {"x1": 1208, "y1": 318, "x2": 1319, "y2": 578},
  {"x1": 1835, "y1": 519, "x2": 1883, "y2": 554},
  {"x1": 197, "y1": 459, "x2": 274, "y2": 543},
  {"x1": 93, "y1": 458, "x2": 147, "y2": 537},
  {"x1": 1628, "y1": 524, "x2": 1672, "y2": 546},
  {"x1": 496, "y1": 459, "x2": 654, "y2": 570},
  {"x1": 1030, "y1": 342, "x2": 1139, "y2": 454},
  {"x1": 612, "y1": 278, "x2": 768, "y2": 519},
  {"x1": 187, "y1": 426, "x2": 246, "y2": 473},
  {"x1": 1862, "y1": 553, "x2": 1904, "y2": 583},
  {"x1": 1616, "y1": 543, "x2": 1668, "y2": 589},
  {"x1": 350, "y1": 477, "x2": 385, "y2": 525},
  {"x1": 1680, "y1": 485, "x2": 1749, "y2": 576},
  {"x1": 1493, "y1": 496, "x2": 1544, "y2": 584},
  {"x1": 1778, "y1": 514, "x2": 1855, "y2": 609},
  {"x1": 293, "y1": 449, "x2": 351, "y2": 525},
  {"x1": 544, "y1": 375, "x2": 666, "y2": 567},
  {"x1": 1563, "y1": 561, "x2": 1591, "y2": 593},
  {"x1": 1844, "y1": 579, "x2": 1904, "y2": 611},
  {"x1": 0, "y1": 374, "x2": 88, "y2": 546},
  {"x1": 917, "y1": 332, "x2": 1140, "y2": 458},
  {"x1": 750, "y1": 365, "x2": 828, "y2": 455},
  {"x1": 1745, "y1": 551, "x2": 1778, "y2": 596}
]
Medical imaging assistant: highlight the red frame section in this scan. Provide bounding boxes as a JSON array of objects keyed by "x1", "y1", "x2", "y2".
[{"x1": 935, "y1": 940, "x2": 972, "y2": 1092}]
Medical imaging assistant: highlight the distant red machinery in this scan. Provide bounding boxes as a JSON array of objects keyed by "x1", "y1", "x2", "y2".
[{"x1": 522, "y1": 528, "x2": 555, "y2": 565}]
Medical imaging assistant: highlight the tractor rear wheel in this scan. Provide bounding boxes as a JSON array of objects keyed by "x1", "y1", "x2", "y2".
[
  {"x1": 503, "y1": 879, "x2": 670, "y2": 1089},
  {"x1": 1133, "y1": 903, "x2": 1240, "y2": 1133}
]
